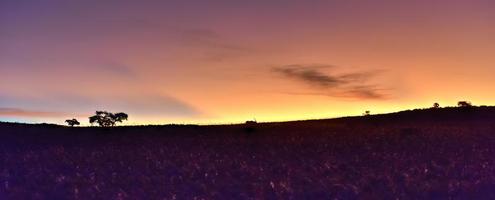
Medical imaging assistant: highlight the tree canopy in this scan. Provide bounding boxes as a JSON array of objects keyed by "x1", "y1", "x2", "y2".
[{"x1": 89, "y1": 111, "x2": 128, "y2": 127}]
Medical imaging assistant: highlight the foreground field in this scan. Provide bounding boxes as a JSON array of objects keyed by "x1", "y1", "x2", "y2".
[{"x1": 1, "y1": 107, "x2": 495, "y2": 199}]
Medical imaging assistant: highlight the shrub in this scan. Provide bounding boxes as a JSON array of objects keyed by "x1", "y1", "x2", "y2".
[{"x1": 65, "y1": 119, "x2": 80, "y2": 127}]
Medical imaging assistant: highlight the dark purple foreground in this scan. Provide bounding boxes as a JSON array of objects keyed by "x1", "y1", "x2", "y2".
[{"x1": 2, "y1": 107, "x2": 495, "y2": 199}]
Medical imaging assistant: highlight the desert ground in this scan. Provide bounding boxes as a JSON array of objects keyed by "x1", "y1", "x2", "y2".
[{"x1": 1, "y1": 107, "x2": 495, "y2": 199}]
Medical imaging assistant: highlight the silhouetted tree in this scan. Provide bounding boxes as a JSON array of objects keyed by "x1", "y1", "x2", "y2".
[
  {"x1": 432, "y1": 103, "x2": 440, "y2": 109},
  {"x1": 458, "y1": 101, "x2": 472, "y2": 107},
  {"x1": 65, "y1": 119, "x2": 80, "y2": 127},
  {"x1": 89, "y1": 111, "x2": 128, "y2": 127},
  {"x1": 363, "y1": 110, "x2": 371, "y2": 116}
]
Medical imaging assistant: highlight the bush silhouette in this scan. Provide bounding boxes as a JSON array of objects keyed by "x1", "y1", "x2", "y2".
[
  {"x1": 245, "y1": 120, "x2": 257, "y2": 125},
  {"x1": 432, "y1": 103, "x2": 440, "y2": 109},
  {"x1": 65, "y1": 119, "x2": 80, "y2": 127},
  {"x1": 244, "y1": 120, "x2": 257, "y2": 133},
  {"x1": 363, "y1": 110, "x2": 371, "y2": 116},
  {"x1": 457, "y1": 101, "x2": 472, "y2": 107},
  {"x1": 89, "y1": 111, "x2": 128, "y2": 127}
]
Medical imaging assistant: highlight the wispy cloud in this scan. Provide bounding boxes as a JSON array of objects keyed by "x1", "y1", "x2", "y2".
[
  {"x1": 179, "y1": 28, "x2": 252, "y2": 62},
  {"x1": 0, "y1": 92, "x2": 203, "y2": 119},
  {"x1": 100, "y1": 62, "x2": 137, "y2": 78},
  {"x1": 0, "y1": 108, "x2": 67, "y2": 118},
  {"x1": 272, "y1": 64, "x2": 388, "y2": 99},
  {"x1": 108, "y1": 94, "x2": 203, "y2": 117},
  {"x1": 181, "y1": 28, "x2": 248, "y2": 52}
]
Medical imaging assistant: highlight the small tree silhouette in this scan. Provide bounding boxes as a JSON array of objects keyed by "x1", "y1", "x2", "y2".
[
  {"x1": 432, "y1": 102, "x2": 440, "y2": 109},
  {"x1": 363, "y1": 110, "x2": 371, "y2": 116},
  {"x1": 89, "y1": 111, "x2": 128, "y2": 127},
  {"x1": 457, "y1": 101, "x2": 472, "y2": 107},
  {"x1": 65, "y1": 119, "x2": 80, "y2": 127}
]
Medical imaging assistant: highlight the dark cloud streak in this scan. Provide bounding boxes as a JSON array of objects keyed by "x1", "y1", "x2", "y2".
[{"x1": 272, "y1": 64, "x2": 388, "y2": 99}]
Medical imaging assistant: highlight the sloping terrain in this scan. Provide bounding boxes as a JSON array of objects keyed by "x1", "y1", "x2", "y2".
[{"x1": 1, "y1": 107, "x2": 495, "y2": 199}]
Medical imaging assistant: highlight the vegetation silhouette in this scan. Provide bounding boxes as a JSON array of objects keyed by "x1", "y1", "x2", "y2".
[
  {"x1": 89, "y1": 111, "x2": 128, "y2": 127},
  {"x1": 244, "y1": 120, "x2": 257, "y2": 133},
  {"x1": 245, "y1": 120, "x2": 257, "y2": 125},
  {"x1": 432, "y1": 102, "x2": 440, "y2": 109},
  {"x1": 457, "y1": 101, "x2": 472, "y2": 107},
  {"x1": 64, "y1": 119, "x2": 80, "y2": 127},
  {"x1": 363, "y1": 110, "x2": 371, "y2": 116}
]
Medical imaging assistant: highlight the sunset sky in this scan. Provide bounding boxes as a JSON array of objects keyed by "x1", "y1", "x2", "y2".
[{"x1": 1, "y1": 0, "x2": 495, "y2": 125}]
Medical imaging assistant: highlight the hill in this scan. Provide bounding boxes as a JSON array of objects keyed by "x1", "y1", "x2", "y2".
[{"x1": 1, "y1": 106, "x2": 495, "y2": 199}]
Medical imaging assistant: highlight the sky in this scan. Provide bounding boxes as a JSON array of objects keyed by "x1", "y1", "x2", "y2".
[{"x1": 1, "y1": 0, "x2": 495, "y2": 125}]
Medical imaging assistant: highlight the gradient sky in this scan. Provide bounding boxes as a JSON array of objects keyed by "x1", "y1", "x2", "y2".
[{"x1": 1, "y1": 0, "x2": 495, "y2": 125}]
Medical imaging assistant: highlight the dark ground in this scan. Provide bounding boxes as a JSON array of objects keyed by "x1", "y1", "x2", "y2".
[{"x1": 2, "y1": 107, "x2": 495, "y2": 199}]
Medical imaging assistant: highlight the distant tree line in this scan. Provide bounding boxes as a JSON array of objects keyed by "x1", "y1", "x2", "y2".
[
  {"x1": 362, "y1": 101, "x2": 476, "y2": 117},
  {"x1": 430, "y1": 101, "x2": 473, "y2": 109},
  {"x1": 65, "y1": 111, "x2": 128, "y2": 127},
  {"x1": 64, "y1": 100, "x2": 476, "y2": 127}
]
